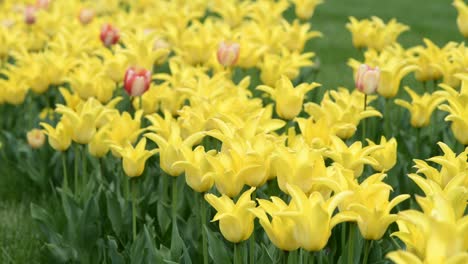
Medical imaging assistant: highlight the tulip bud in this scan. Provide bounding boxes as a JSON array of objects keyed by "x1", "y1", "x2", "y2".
[
  {"x1": 100, "y1": 24, "x2": 120, "y2": 47},
  {"x1": 36, "y1": 0, "x2": 50, "y2": 9},
  {"x1": 78, "y1": 8, "x2": 94, "y2": 25},
  {"x1": 27, "y1": 129, "x2": 45, "y2": 149},
  {"x1": 216, "y1": 41, "x2": 240, "y2": 67},
  {"x1": 355, "y1": 64, "x2": 380, "y2": 95},
  {"x1": 124, "y1": 67, "x2": 151, "y2": 96},
  {"x1": 24, "y1": 6, "x2": 37, "y2": 25}
]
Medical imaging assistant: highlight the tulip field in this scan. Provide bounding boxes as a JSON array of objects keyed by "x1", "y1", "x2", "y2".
[{"x1": 2, "y1": 0, "x2": 468, "y2": 263}]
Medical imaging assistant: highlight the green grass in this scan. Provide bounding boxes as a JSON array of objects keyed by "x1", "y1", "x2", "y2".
[{"x1": 0, "y1": 0, "x2": 463, "y2": 261}]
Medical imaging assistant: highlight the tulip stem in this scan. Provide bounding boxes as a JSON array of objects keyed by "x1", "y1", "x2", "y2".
[
  {"x1": 234, "y1": 243, "x2": 242, "y2": 264},
  {"x1": 348, "y1": 224, "x2": 355, "y2": 264},
  {"x1": 200, "y1": 193, "x2": 209, "y2": 264},
  {"x1": 74, "y1": 144, "x2": 79, "y2": 194},
  {"x1": 362, "y1": 95, "x2": 367, "y2": 142},
  {"x1": 132, "y1": 178, "x2": 137, "y2": 242},
  {"x1": 362, "y1": 240, "x2": 372, "y2": 264},
  {"x1": 172, "y1": 176, "x2": 178, "y2": 223},
  {"x1": 62, "y1": 152, "x2": 68, "y2": 191},
  {"x1": 82, "y1": 145, "x2": 87, "y2": 192}
]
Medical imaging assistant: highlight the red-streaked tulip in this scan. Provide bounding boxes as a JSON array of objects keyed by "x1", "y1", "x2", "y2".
[
  {"x1": 100, "y1": 24, "x2": 120, "y2": 47},
  {"x1": 27, "y1": 129, "x2": 46, "y2": 149},
  {"x1": 124, "y1": 67, "x2": 152, "y2": 96},
  {"x1": 356, "y1": 64, "x2": 380, "y2": 95},
  {"x1": 217, "y1": 41, "x2": 240, "y2": 67},
  {"x1": 24, "y1": 6, "x2": 37, "y2": 25}
]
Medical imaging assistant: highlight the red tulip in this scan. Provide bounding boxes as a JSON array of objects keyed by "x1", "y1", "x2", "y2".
[
  {"x1": 124, "y1": 67, "x2": 151, "y2": 96},
  {"x1": 100, "y1": 24, "x2": 120, "y2": 47}
]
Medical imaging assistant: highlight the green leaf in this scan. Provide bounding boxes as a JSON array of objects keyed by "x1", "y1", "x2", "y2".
[
  {"x1": 170, "y1": 221, "x2": 183, "y2": 261},
  {"x1": 204, "y1": 225, "x2": 231, "y2": 264},
  {"x1": 106, "y1": 191, "x2": 123, "y2": 236},
  {"x1": 107, "y1": 237, "x2": 125, "y2": 264}
]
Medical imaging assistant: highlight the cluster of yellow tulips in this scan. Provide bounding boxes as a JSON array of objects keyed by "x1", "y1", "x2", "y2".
[{"x1": 1, "y1": 0, "x2": 467, "y2": 263}]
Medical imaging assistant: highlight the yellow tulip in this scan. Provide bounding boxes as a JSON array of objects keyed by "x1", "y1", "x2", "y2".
[
  {"x1": 346, "y1": 17, "x2": 373, "y2": 49},
  {"x1": 366, "y1": 136, "x2": 398, "y2": 172},
  {"x1": 454, "y1": 0, "x2": 468, "y2": 38},
  {"x1": 55, "y1": 98, "x2": 105, "y2": 144},
  {"x1": 291, "y1": 0, "x2": 323, "y2": 20},
  {"x1": 250, "y1": 197, "x2": 300, "y2": 251},
  {"x1": 277, "y1": 185, "x2": 354, "y2": 251},
  {"x1": 107, "y1": 110, "x2": 145, "y2": 155},
  {"x1": 271, "y1": 145, "x2": 327, "y2": 195},
  {"x1": 304, "y1": 88, "x2": 382, "y2": 139},
  {"x1": 395, "y1": 86, "x2": 445, "y2": 127},
  {"x1": 88, "y1": 126, "x2": 110, "y2": 158},
  {"x1": 172, "y1": 146, "x2": 215, "y2": 193},
  {"x1": 110, "y1": 138, "x2": 158, "y2": 178},
  {"x1": 411, "y1": 142, "x2": 468, "y2": 189},
  {"x1": 257, "y1": 75, "x2": 320, "y2": 120},
  {"x1": 145, "y1": 122, "x2": 206, "y2": 177},
  {"x1": 324, "y1": 136, "x2": 383, "y2": 177},
  {"x1": 438, "y1": 76, "x2": 468, "y2": 144},
  {"x1": 259, "y1": 50, "x2": 315, "y2": 86},
  {"x1": 409, "y1": 39, "x2": 454, "y2": 82},
  {"x1": 388, "y1": 194, "x2": 468, "y2": 264},
  {"x1": 40, "y1": 120, "x2": 72, "y2": 152},
  {"x1": 345, "y1": 183, "x2": 410, "y2": 240},
  {"x1": 205, "y1": 187, "x2": 256, "y2": 243},
  {"x1": 296, "y1": 117, "x2": 332, "y2": 149}
]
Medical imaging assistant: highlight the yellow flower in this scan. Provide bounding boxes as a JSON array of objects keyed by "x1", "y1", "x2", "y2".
[
  {"x1": 324, "y1": 136, "x2": 383, "y2": 177},
  {"x1": 110, "y1": 138, "x2": 157, "y2": 178},
  {"x1": 282, "y1": 20, "x2": 322, "y2": 52},
  {"x1": 257, "y1": 75, "x2": 320, "y2": 120},
  {"x1": 107, "y1": 111, "x2": 145, "y2": 155},
  {"x1": 277, "y1": 185, "x2": 354, "y2": 251},
  {"x1": 408, "y1": 39, "x2": 454, "y2": 82},
  {"x1": 395, "y1": 86, "x2": 445, "y2": 127},
  {"x1": 120, "y1": 30, "x2": 170, "y2": 69},
  {"x1": 438, "y1": 76, "x2": 468, "y2": 145},
  {"x1": 296, "y1": 117, "x2": 332, "y2": 149},
  {"x1": 366, "y1": 136, "x2": 398, "y2": 172},
  {"x1": 454, "y1": 0, "x2": 468, "y2": 38},
  {"x1": 346, "y1": 17, "x2": 409, "y2": 51},
  {"x1": 26, "y1": 128, "x2": 45, "y2": 149},
  {"x1": 55, "y1": 98, "x2": 106, "y2": 144},
  {"x1": 344, "y1": 180, "x2": 410, "y2": 240},
  {"x1": 259, "y1": 50, "x2": 315, "y2": 86},
  {"x1": 271, "y1": 145, "x2": 327, "y2": 195},
  {"x1": 250, "y1": 196, "x2": 300, "y2": 251},
  {"x1": 172, "y1": 146, "x2": 215, "y2": 193},
  {"x1": 304, "y1": 88, "x2": 382, "y2": 139},
  {"x1": 346, "y1": 17, "x2": 373, "y2": 49},
  {"x1": 145, "y1": 120, "x2": 206, "y2": 177},
  {"x1": 291, "y1": 0, "x2": 323, "y2": 20},
  {"x1": 388, "y1": 194, "x2": 468, "y2": 264},
  {"x1": 88, "y1": 126, "x2": 110, "y2": 158},
  {"x1": 205, "y1": 187, "x2": 256, "y2": 243},
  {"x1": 40, "y1": 120, "x2": 72, "y2": 152}
]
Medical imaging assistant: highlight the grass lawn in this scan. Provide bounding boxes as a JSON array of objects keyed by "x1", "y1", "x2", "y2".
[{"x1": 0, "y1": 0, "x2": 463, "y2": 261}]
